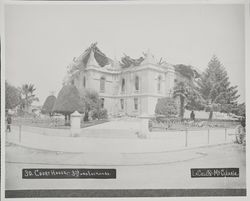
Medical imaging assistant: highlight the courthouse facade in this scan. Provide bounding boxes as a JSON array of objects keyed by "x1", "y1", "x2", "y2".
[{"x1": 65, "y1": 43, "x2": 188, "y2": 116}]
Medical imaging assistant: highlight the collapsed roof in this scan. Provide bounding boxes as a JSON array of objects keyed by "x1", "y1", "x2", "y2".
[
  {"x1": 69, "y1": 43, "x2": 201, "y2": 80},
  {"x1": 120, "y1": 54, "x2": 144, "y2": 68},
  {"x1": 76, "y1": 42, "x2": 111, "y2": 67}
]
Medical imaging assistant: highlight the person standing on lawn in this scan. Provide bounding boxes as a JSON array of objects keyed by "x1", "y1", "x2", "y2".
[
  {"x1": 6, "y1": 114, "x2": 12, "y2": 132},
  {"x1": 190, "y1": 111, "x2": 195, "y2": 121}
]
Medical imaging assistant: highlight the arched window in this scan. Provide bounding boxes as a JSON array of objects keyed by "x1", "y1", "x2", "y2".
[
  {"x1": 83, "y1": 76, "x2": 86, "y2": 88},
  {"x1": 135, "y1": 76, "x2": 139, "y2": 91},
  {"x1": 121, "y1": 78, "x2": 125, "y2": 92},
  {"x1": 100, "y1": 77, "x2": 105, "y2": 92},
  {"x1": 157, "y1": 75, "x2": 161, "y2": 92}
]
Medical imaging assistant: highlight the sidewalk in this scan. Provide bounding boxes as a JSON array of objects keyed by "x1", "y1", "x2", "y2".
[{"x1": 6, "y1": 126, "x2": 235, "y2": 154}]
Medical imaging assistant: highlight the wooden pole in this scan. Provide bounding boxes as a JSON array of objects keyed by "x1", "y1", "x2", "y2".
[
  {"x1": 185, "y1": 128, "x2": 188, "y2": 147},
  {"x1": 225, "y1": 128, "x2": 227, "y2": 141},
  {"x1": 207, "y1": 128, "x2": 210, "y2": 144},
  {"x1": 19, "y1": 125, "x2": 21, "y2": 143}
]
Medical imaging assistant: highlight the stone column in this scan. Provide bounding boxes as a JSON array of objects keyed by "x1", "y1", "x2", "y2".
[
  {"x1": 70, "y1": 111, "x2": 82, "y2": 137},
  {"x1": 137, "y1": 114, "x2": 151, "y2": 139}
]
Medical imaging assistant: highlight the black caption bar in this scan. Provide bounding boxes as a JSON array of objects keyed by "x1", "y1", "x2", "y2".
[
  {"x1": 191, "y1": 168, "x2": 239, "y2": 178},
  {"x1": 22, "y1": 168, "x2": 116, "y2": 179}
]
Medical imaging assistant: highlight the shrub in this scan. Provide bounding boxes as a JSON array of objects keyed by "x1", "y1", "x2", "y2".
[
  {"x1": 41, "y1": 95, "x2": 56, "y2": 116},
  {"x1": 155, "y1": 97, "x2": 178, "y2": 117},
  {"x1": 53, "y1": 85, "x2": 84, "y2": 125},
  {"x1": 53, "y1": 85, "x2": 84, "y2": 115},
  {"x1": 80, "y1": 89, "x2": 100, "y2": 121},
  {"x1": 91, "y1": 108, "x2": 108, "y2": 120}
]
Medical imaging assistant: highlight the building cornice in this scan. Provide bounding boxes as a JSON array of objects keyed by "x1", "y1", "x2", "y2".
[{"x1": 83, "y1": 63, "x2": 175, "y2": 75}]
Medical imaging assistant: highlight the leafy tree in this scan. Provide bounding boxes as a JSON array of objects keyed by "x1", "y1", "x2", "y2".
[
  {"x1": 197, "y1": 55, "x2": 239, "y2": 120},
  {"x1": 173, "y1": 80, "x2": 205, "y2": 120},
  {"x1": 155, "y1": 97, "x2": 178, "y2": 117},
  {"x1": 173, "y1": 81, "x2": 189, "y2": 120},
  {"x1": 19, "y1": 84, "x2": 39, "y2": 112},
  {"x1": 185, "y1": 88, "x2": 205, "y2": 111},
  {"x1": 174, "y1": 64, "x2": 200, "y2": 80},
  {"x1": 230, "y1": 102, "x2": 245, "y2": 116},
  {"x1": 53, "y1": 85, "x2": 84, "y2": 125},
  {"x1": 41, "y1": 95, "x2": 57, "y2": 116},
  {"x1": 5, "y1": 81, "x2": 21, "y2": 110},
  {"x1": 79, "y1": 89, "x2": 101, "y2": 121},
  {"x1": 173, "y1": 64, "x2": 203, "y2": 120}
]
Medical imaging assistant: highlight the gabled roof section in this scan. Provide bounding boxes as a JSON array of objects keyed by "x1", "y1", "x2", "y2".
[{"x1": 77, "y1": 42, "x2": 111, "y2": 67}]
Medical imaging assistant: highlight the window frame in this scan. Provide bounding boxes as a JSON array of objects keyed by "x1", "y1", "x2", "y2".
[
  {"x1": 135, "y1": 76, "x2": 139, "y2": 92},
  {"x1": 134, "y1": 98, "x2": 138, "y2": 110},
  {"x1": 157, "y1": 75, "x2": 162, "y2": 92},
  {"x1": 100, "y1": 98, "x2": 105, "y2": 109},
  {"x1": 83, "y1": 76, "x2": 86, "y2": 88},
  {"x1": 100, "y1": 76, "x2": 106, "y2": 92},
  {"x1": 120, "y1": 99, "x2": 124, "y2": 110},
  {"x1": 121, "y1": 78, "x2": 125, "y2": 93}
]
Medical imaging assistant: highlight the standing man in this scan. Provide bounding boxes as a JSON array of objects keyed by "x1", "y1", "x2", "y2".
[
  {"x1": 6, "y1": 114, "x2": 12, "y2": 132},
  {"x1": 190, "y1": 111, "x2": 195, "y2": 121}
]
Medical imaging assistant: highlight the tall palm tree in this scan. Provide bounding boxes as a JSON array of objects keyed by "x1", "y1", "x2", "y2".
[{"x1": 19, "y1": 84, "x2": 39, "y2": 112}]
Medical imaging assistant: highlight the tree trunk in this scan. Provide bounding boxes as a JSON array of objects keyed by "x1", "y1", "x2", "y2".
[
  {"x1": 68, "y1": 114, "x2": 71, "y2": 126},
  {"x1": 209, "y1": 110, "x2": 213, "y2": 121},
  {"x1": 180, "y1": 96, "x2": 185, "y2": 121},
  {"x1": 84, "y1": 111, "x2": 89, "y2": 122},
  {"x1": 64, "y1": 114, "x2": 67, "y2": 125}
]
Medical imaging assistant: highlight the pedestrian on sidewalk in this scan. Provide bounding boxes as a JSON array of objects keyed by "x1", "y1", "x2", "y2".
[{"x1": 6, "y1": 114, "x2": 12, "y2": 132}]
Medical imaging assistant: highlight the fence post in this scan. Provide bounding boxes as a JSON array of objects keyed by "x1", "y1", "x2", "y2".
[
  {"x1": 19, "y1": 125, "x2": 22, "y2": 143},
  {"x1": 207, "y1": 128, "x2": 210, "y2": 144},
  {"x1": 225, "y1": 128, "x2": 227, "y2": 141},
  {"x1": 185, "y1": 128, "x2": 188, "y2": 147}
]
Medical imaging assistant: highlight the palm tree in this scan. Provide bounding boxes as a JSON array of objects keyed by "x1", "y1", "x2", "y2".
[{"x1": 19, "y1": 84, "x2": 39, "y2": 112}]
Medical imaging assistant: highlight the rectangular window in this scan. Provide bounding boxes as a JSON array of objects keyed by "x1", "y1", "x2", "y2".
[
  {"x1": 100, "y1": 77, "x2": 105, "y2": 92},
  {"x1": 101, "y1": 98, "x2": 104, "y2": 109},
  {"x1": 120, "y1": 99, "x2": 124, "y2": 110},
  {"x1": 157, "y1": 76, "x2": 161, "y2": 92},
  {"x1": 83, "y1": 76, "x2": 86, "y2": 88},
  {"x1": 135, "y1": 76, "x2": 139, "y2": 91},
  {"x1": 121, "y1": 78, "x2": 125, "y2": 93},
  {"x1": 134, "y1": 98, "x2": 138, "y2": 110}
]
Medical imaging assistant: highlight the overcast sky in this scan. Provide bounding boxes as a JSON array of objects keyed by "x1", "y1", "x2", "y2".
[{"x1": 5, "y1": 3, "x2": 245, "y2": 105}]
